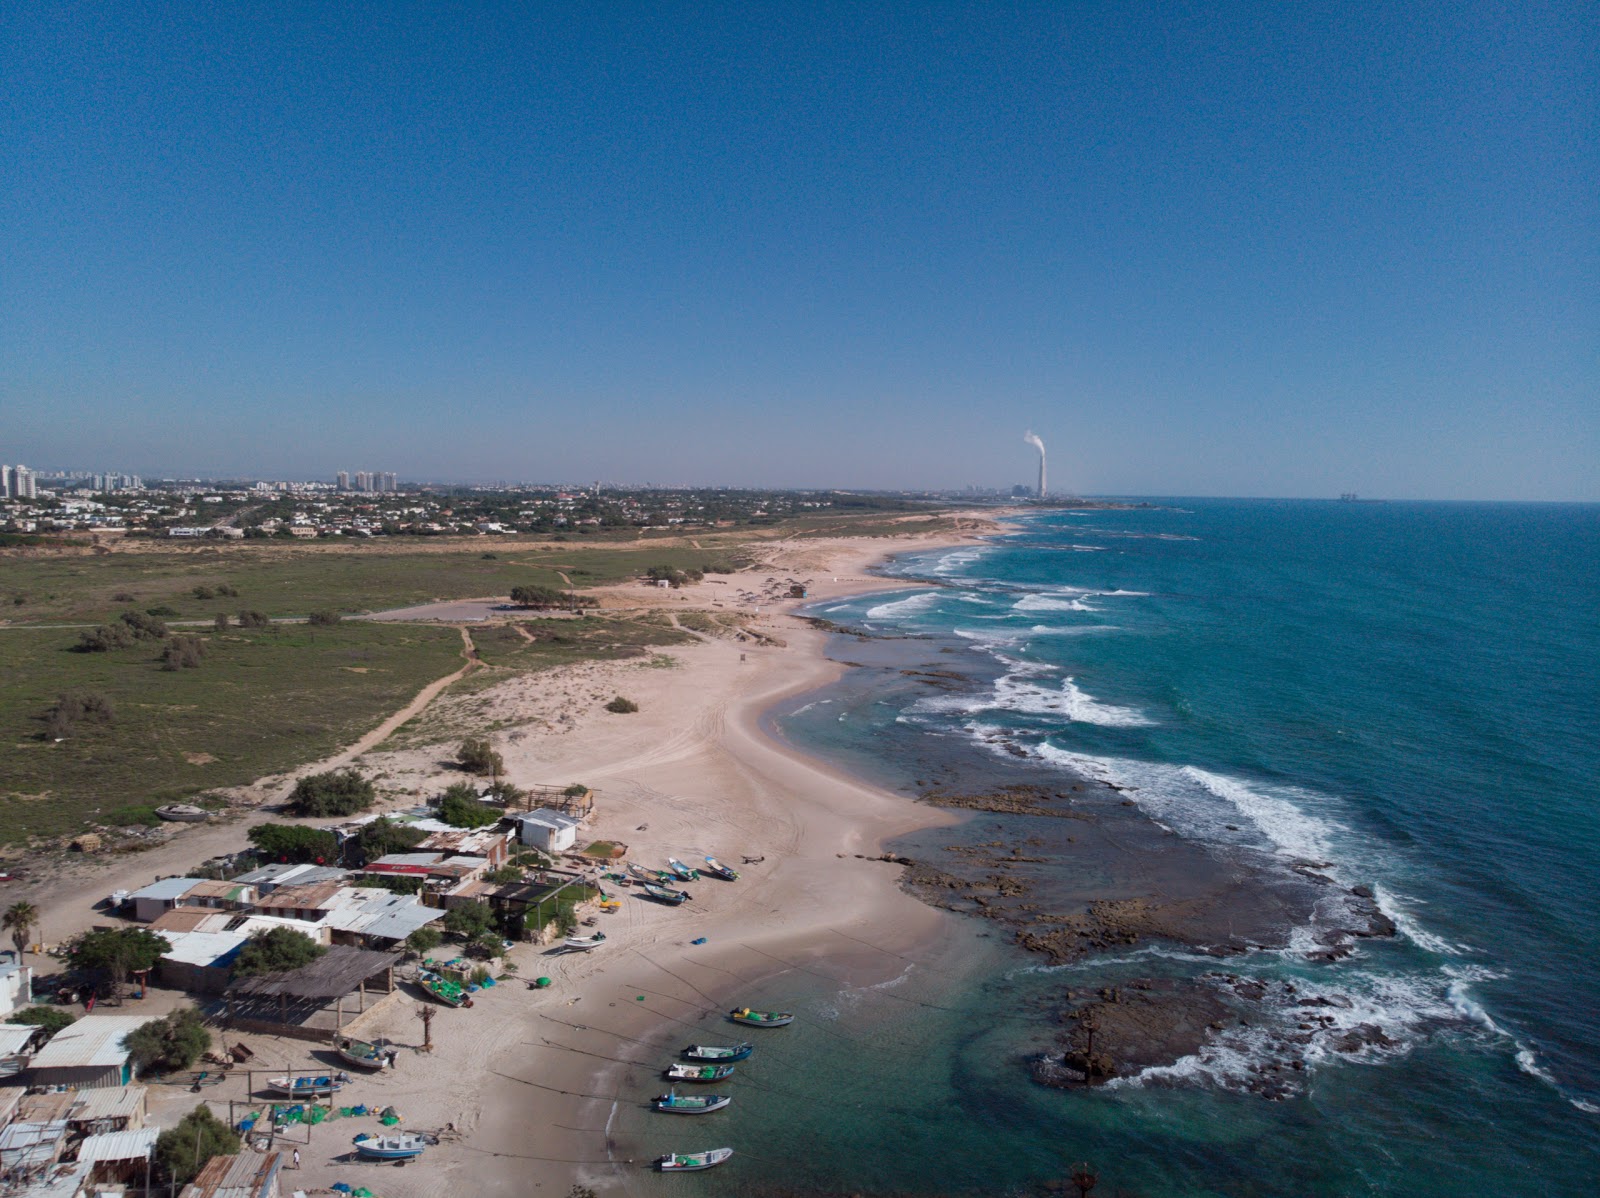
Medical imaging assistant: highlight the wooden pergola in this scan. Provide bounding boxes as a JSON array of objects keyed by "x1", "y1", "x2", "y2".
[{"x1": 224, "y1": 945, "x2": 401, "y2": 1040}]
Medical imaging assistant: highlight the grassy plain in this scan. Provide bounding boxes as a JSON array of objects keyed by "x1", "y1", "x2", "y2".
[{"x1": 0, "y1": 622, "x2": 462, "y2": 845}]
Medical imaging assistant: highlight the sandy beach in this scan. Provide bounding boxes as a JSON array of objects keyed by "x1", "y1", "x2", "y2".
[{"x1": 10, "y1": 521, "x2": 1004, "y2": 1195}]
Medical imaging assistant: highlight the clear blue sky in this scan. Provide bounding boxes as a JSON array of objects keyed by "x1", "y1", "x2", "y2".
[{"x1": 2, "y1": 2, "x2": 1595, "y2": 498}]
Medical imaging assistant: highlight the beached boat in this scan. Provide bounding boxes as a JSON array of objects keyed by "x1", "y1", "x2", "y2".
[
  {"x1": 728, "y1": 1007, "x2": 793, "y2": 1027},
  {"x1": 702, "y1": 856, "x2": 739, "y2": 881},
  {"x1": 564, "y1": 932, "x2": 607, "y2": 951},
  {"x1": 266, "y1": 1072, "x2": 351, "y2": 1097},
  {"x1": 665, "y1": 1062, "x2": 735, "y2": 1083},
  {"x1": 666, "y1": 858, "x2": 700, "y2": 882},
  {"x1": 629, "y1": 862, "x2": 673, "y2": 884},
  {"x1": 419, "y1": 972, "x2": 473, "y2": 1008},
  {"x1": 155, "y1": 803, "x2": 209, "y2": 822},
  {"x1": 643, "y1": 882, "x2": 691, "y2": 905},
  {"x1": 334, "y1": 1036, "x2": 392, "y2": 1071},
  {"x1": 652, "y1": 1088, "x2": 731, "y2": 1115},
  {"x1": 657, "y1": 1147, "x2": 733, "y2": 1172},
  {"x1": 684, "y1": 1042, "x2": 753, "y2": 1062},
  {"x1": 352, "y1": 1132, "x2": 429, "y2": 1161}
]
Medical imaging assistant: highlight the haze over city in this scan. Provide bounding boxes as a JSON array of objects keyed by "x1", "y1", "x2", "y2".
[{"x1": 3, "y1": 4, "x2": 1594, "y2": 499}]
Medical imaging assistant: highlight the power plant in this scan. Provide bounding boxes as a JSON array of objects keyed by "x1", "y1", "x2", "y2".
[{"x1": 1024, "y1": 430, "x2": 1046, "y2": 497}]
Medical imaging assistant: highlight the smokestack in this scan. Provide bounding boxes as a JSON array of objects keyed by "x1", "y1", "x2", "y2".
[{"x1": 1024, "y1": 431, "x2": 1046, "y2": 497}]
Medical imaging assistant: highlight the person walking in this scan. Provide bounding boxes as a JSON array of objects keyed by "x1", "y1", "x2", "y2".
[{"x1": 292, "y1": 1148, "x2": 301, "y2": 1170}]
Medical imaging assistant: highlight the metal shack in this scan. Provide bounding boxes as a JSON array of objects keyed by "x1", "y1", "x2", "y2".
[{"x1": 25, "y1": 1015, "x2": 157, "y2": 1090}]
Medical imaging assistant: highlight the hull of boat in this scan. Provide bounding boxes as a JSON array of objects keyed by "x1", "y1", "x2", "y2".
[
  {"x1": 658, "y1": 1148, "x2": 733, "y2": 1171},
  {"x1": 643, "y1": 884, "x2": 690, "y2": 905},
  {"x1": 684, "y1": 1042, "x2": 754, "y2": 1062},
  {"x1": 268, "y1": 1075, "x2": 348, "y2": 1096},
  {"x1": 653, "y1": 1094, "x2": 731, "y2": 1115},
  {"x1": 728, "y1": 1009, "x2": 793, "y2": 1027},
  {"x1": 666, "y1": 1063, "x2": 735, "y2": 1083}
]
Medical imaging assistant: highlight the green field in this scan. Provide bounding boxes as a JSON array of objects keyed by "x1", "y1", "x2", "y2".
[
  {"x1": 0, "y1": 542, "x2": 753, "y2": 626},
  {"x1": 0, "y1": 622, "x2": 462, "y2": 845}
]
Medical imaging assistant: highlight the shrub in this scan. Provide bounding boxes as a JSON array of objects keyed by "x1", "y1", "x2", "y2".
[
  {"x1": 604, "y1": 696, "x2": 639, "y2": 714},
  {"x1": 486, "y1": 865, "x2": 523, "y2": 884},
  {"x1": 112, "y1": 591, "x2": 137, "y2": 602},
  {"x1": 287, "y1": 769, "x2": 375, "y2": 817},
  {"x1": 76, "y1": 623, "x2": 135, "y2": 652},
  {"x1": 405, "y1": 926, "x2": 442, "y2": 954},
  {"x1": 352, "y1": 816, "x2": 426, "y2": 862},
  {"x1": 443, "y1": 902, "x2": 495, "y2": 941},
  {"x1": 192, "y1": 585, "x2": 215, "y2": 599},
  {"x1": 146, "y1": 605, "x2": 180, "y2": 618},
  {"x1": 70, "y1": 927, "x2": 171, "y2": 989},
  {"x1": 236, "y1": 609, "x2": 270, "y2": 629},
  {"x1": 247, "y1": 823, "x2": 339, "y2": 864},
  {"x1": 126, "y1": 1006, "x2": 210, "y2": 1073},
  {"x1": 42, "y1": 691, "x2": 115, "y2": 739},
  {"x1": 232, "y1": 927, "x2": 326, "y2": 977},
  {"x1": 7, "y1": 1006, "x2": 76, "y2": 1041},
  {"x1": 156, "y1": 1105, "x2": 239, "y2": 1187},
  {"x1": 437, "y1": 782, "x2": 499, "y2": 828},
  {"x1": 161, "y1": 634, "x2": 206, "y2": 670},
  {"x1": 307, "y1": 609, "x2": 341, "y2": 626},
  {"x1": 457, "y1": 737, "x2": 504, "y2": 777},
  {"x1": 509, "y1": 584, "x2": 575, "y2": 608},
  {"x1": 120, "y1": 609, "x2": 169, "y2": 639},
  {"x1": 562, "y1": 783, "x2": 589, "y2": 798},
  {"x1": 213, "y1": 612, "x2": 229, "y2": 631}
]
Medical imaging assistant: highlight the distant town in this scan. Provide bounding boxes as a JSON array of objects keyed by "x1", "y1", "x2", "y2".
[{"x1": 0, "y1": 462, "x2": 1062, "y2": 542}]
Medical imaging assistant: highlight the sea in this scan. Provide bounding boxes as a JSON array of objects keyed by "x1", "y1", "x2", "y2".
[{"x1": 625, "y1": 500, "x2": 1600, "y2": 1197}]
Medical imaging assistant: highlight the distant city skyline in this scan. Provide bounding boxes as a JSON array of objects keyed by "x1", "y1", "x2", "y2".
[{"x1": 2, "y1": 4, "x2": 1594, "y2": 500}]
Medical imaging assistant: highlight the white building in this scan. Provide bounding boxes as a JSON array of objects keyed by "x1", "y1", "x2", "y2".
[
  {"x1": 0, "y1": 961, "x2": 31, "y2": 1017},
  {"x1": 515, "y1": 809, "x2": 581, "y2": 853}
]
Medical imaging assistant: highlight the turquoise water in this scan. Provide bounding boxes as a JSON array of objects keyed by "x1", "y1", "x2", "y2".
[{"x1": 695, "y1": 500, "x2": 1599, "y2": 1196}]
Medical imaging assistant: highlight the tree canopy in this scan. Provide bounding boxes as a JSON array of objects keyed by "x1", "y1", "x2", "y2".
[
  {"x1": 286, "y1": 769, "x2": 375, "y2": 817},
  {"x1": 70, "y1": 927, "x2": 170, "y2": 983},
  {"x1": 232, "y1": 927, "x2": 327, "y2": 977},
  {"x1": 352, "y1": 816, "x2": 426, "y2": 862},
  {"x1": 3, "y1": 900, "x2": 38, "y2": 958},
  {"x1": 457, "y1": 737, "x2": 503, "y2": 777},
  {"x1": 509, "y1": 584, "x2": 575, "y2": 608},
  {"x1": 7, "y1": 1006, "x2": 75, "y2": 1040},
  {"x1": 126, "y1": 1006, "x2": 210, "y2": 1074},
  {"x1": 247, "y1": 822, "x2": 338, "y2": 864},
  {"x1": 156, "y1": 1104, "x2": 239, "y2": 1187},
  {"x1": 437, "y1": 782, "x2": 500, "y2": 829}
]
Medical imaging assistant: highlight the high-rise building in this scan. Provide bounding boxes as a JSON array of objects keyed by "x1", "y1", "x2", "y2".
[
  {"x1": 381, "y1": 471, "x2": 398, "y2": 492},
  {"x1": 13, "y1": 465, "x2": 37, "y2": 499},
  {"x1": 336, "y1": 471, "x2": 350, "y2": 491},
  {"x1": 355, "y1": 470, "x2": 373, "y2": 492},
  {"x1": 0, "y1": 465, "x2": 12, "y2": 498}
]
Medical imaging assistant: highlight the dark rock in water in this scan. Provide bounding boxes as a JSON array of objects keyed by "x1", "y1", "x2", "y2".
[
  {"x1": 1350, "y1": 884, "x2": 1375, "y2": 899},
  {"x1": 1333, "y1": 1023, "x2": 1397, "y2": 1053}
]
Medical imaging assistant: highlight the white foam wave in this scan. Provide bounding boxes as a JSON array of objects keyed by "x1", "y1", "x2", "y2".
[
  {"x1": 1029, "y1": 624, "x2": 1121, "y2": 636},
  {"x1": 916, "y1": 667, "x2": 1152, "y2": 727},
  {"x1": 864, "y1": 590, "x2": 940, "y2": 620},
  {"x1": 929, "y1": 546, "x2": 991, "y2": 576},
  {"x1": 1573, "y1": 1099, "x2": 1600, "y2": 1114},
  {"x1": 1014, "y1": 593, "x2": 1099, "y2": 613},
  {"x1": 1373, "y1": 884, "x2": 1469, "y2": 956}
]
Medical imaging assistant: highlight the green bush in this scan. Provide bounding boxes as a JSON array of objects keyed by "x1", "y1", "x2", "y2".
[
  {"x1": 287, "y1": 769, "x2": 375, "y2": 817},
  {"x1": 604, "y1": 696, "x2": 639, "y2": 713},
  {"x1": 457, "y1": 737, "x2": 503, "y2": 777},
  {"x1": 232, "y1": 927, "x2": 327, "y2": 977},
  {"x1": 7, "y1": 1006, "x2": 76, "y2": 1041},
  {"x1": 405, "y1": 926, "x2": 442, "y2": 954},
  {"x1": 307, "y1": 609, "x2": 341, "y2": 626},
  {"x1": 70, "y1": 927, "x2": 171, "y2": 987},
  {"x1": 126, "y1": 1006, "x2": 210, "y2": 1074},
  {"x1": 247, "y1": 823, "x2": 338, "y2": 864},
  {"x1": 443, "y1": 902, "x2": 495, "y2": 941},
  {"x1": 236, "y1": 609, "x2": 270, "y2": 628},
  {"x1": 156, "y1": 1104, "x2": 239, "y2": 1186},
  {"x1": 437, "y1": 782, "x2": 499, "y2": 828},
  {"x1": 353, "y1": 816, "x2": 426, "y2": 861}
]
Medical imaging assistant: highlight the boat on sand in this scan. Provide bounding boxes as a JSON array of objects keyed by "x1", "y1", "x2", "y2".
[{"x1": 728, "y1": 1007, "x2": 793, "y2": 1027}]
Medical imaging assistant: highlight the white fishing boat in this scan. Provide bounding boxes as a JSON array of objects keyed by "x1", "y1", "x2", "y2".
[
  {"x1": 563, "y1": 932, "x2": 607, "y2": 951},
  {"x1": 657, "y1": 1147, "x2": 733, "y2": 1171}
]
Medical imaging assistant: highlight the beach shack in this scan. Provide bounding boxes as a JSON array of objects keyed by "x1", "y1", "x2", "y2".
[
  {"x1": 156, "y1": 930, "x2": 250, "y2": 994},
  {"x1": 0, "y1": 960, "x2": 31, "y2": 1018},
  {"x1": 515, "y1": 809, "x2": 581, "y2": 853},
  {"x1": 64, "y1": 1085, "x2": 146, "y2": 1135},
  {"x1": 0, "y1": 1022, "x2": 43, "y2": 1079},
  {"x1": 0, "y1": 1119, "x2": 69, "y2": 1185},
  {"x1": 180, "y1": 1150, "x2": 285, "y2": 1198},
  {"x1": 75, "y1": 1127, "x2": 158, "y2": 1191},
  {"x1": 124, "y1": 877, "x2": 204, "y2": 923},
  {"x1": 25, "y1": 1016, "x2": 157, "y2": 1090}
]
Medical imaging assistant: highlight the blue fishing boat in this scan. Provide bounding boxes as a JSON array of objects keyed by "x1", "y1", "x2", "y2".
[
  {"x1": 666, "y1": 858, "x2": 701, "y2": 882},
  {"x1": 703, "y1": 856, "x2": 739, "y2": 881},
  {"x1": 266, "y1": 1071, "x2": 351, "y2": 1097},
  {"x1": 352, "y1": 1132, "x2": 429, "y2": 1161},
  {"x1": 643, "y1": 882, "x2": 691, "y2": 905},
  {"x1": 653, "y1": 1088, "x2": 731, "y2": 1114}
]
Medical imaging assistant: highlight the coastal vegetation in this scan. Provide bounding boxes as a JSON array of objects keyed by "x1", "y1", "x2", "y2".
[
  {"x1": 6, "y1": 1006, "x2": 75, "y2": 1040},
  {"x1": 437, "y1": 782, "x2": 499, "y2": 828},
  {"x1": 247, "y1": 823, "x2": 338, "y2": 864},
  {"x1": 156, "y1": 1104, "x2": 238, "y2": 1187},
  {"x1": 457, "y1": 736, "x2": 503, "y2": 776},
  {"x1": 604, "y1": 696, "x2": 639, "y2": 713},
  {"x1": 124, "y1": 1005, "x2": 210, "y2": 1073},
  {"x1": 286, "y1": 768, "x2": 375, "y2": 817},
  {"x1": 232, "y1": 927, "x2": 326, "y2": 977},
  {"x1": 68, "y1": 927, "x2": 170, "y2": 997}
]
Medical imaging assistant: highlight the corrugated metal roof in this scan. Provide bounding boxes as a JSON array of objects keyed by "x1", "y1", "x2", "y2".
[
  {"x1": 517, "y1": 808, "x2": 581, "y2": 830},
  {"x1": 182, "y1": 1149, "x2": 283, "y2": 1197},
  {"x1": 75, "y1": 1127, "x2": 158, "y2": 1163},
  {"x1": 184, "y1": 880, "x2": 253, "y2": 901},
  {"x1": 126, "y1": 877, "x2": 204, "y2": 901},
  {"x1": 0, "y1": 1023, "x2": 38, "y2": 1054},
  {"x1": 150, "y1": 908, "x2": 233, "y2": 934},
  {"x1": 0, "y1": 1118, "x2": 69, "y2": 1169},
  {"x1": 369, "y1": 852, "x2": 443, "y2": 868},
  {"x1": 158, "y1": 930, "x2": 250, "y2": 967},
  {"x1": 362, "y1": 903, "x2": 443, "y2": 943},
  {"x1": 66, "y1": 1084, "x2": 145, "y2": 1124},
  {"x1": 28, "y1": 1016, "x2": 155, "y2": 1070},
  {"x1": 255, "y1": 881, "x2": 341, "y2": 910}
]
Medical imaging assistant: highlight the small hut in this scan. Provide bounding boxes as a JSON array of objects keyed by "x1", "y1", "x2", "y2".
[{"x1": 224, "y1": 945, "x2": 400, "y2": 1043}]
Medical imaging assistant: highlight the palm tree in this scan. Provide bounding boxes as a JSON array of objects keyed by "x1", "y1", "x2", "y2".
[{"x1": 3, "y1": 901, "x2": 38, "y2": 963}]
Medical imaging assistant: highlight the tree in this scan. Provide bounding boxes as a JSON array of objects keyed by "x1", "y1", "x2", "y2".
[
  {"x1": 3, "y1": 900, "x2": 38, "y2": 961},
  {"x1": 41, "y1": 691, "x2": 114, "y2": 740},
  {"x1": 562, "y1": 783, "x2": 589, "y2": 798},
  {"x1": 155, "y1": 1104, "x2": 239, "y2": 1187},
  {"x1": 7, "y1": 1006, "x2": 74, "y2": 1041},
  {"x1": 485, "y1": 865, "x2": 523, "y2": 884},
  {"x1": 436, "y1": 782, "x2": 499, "y2": 829},
  {"x1": 213, "y1": 612, "x2": 229, "y2": 631},
  {"x1": 307, "y1": 609, "x2": 341, "y2": 626},
  {"x1": 70, "y1": 928, "x2": 170, "y2": 996},
  {"x1": 287, "y1": 769, "x2": 375, "y2": 817},
  {"x1": 232, "y1": 927, "x2": 326, "y2": 977},
  {"x1": 247, "y1": 823, "x2": 339, "y2": 864},
  {"x1": 161, "y1": 634, "x2": 206, "y2": 670},
  {"x1": 457, "y1": 737, "x2": 503, "y2": 777},
  {"x1": 236, "y1": 609, "x2": 270, "y2": 628},
  {"x1": 119, "y1": 609, "x2": 169, "y2": 639},
  {"x1": 405, "y1": 926, "x2": 442, "y2": 955},
  {"x1": 605, "y1": 696, "x2": 639, "y2": 713},
  {"x1": 509, "y1": 584, "x2": 575, "y2": 608},
  {"x1": 125, "y1": 1005, "x2": 210, "y2": 1073},
  {"x1": 351, "y1": 816, "x2": 426, "y2": 863},
  {"x1": 443, "y1": 902, "x2": 495, "y2": 941}
]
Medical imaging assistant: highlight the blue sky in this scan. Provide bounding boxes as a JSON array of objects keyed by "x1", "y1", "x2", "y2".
[{"x1": 2, "y1": 2, "x2": 1595, "y2": 498}]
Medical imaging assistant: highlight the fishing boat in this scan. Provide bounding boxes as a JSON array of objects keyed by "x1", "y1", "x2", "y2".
[
  {"x1": 334, "y1": 1036, "x2": 392, "y2": 1071},
  {"x1": 702, "y1": 856, "x2": 739, "y2": 881},
  {"x1": 666, "y1": 858, "x2": 700, "y2": 882},
  {"x1": 642, "y1": 882, "x2": 691, "y2": 905},
  {"x1": 628, "y1": 862, "x2": 673, "y2": 884},
  {"x1": 564, "y1": 931, "x2": 607, "y2": 951},
  {"x1": 657, "y1": 1147, "x2": 733, "y2": 1172},
  {"x1": 728, "y1": 1007, "x2": 793, "y2": 1027},
  {"x1": 352, "y1": 1132, "x2": 429, "y2": 1161},
  {"x1": 419, "y1": 972, "x2": 473, "y2": 1008},
  {"x1": 155, "y1": 803, "x2": 209, "y2": 822},
  {"x1": 265, "y1": 1072, "x2": 351, "y2": 1097},
  {"x1": 665, "y1": 1062, "x2": 735, "y2": 1083},
  {"x1": 684, "y1": 1042, "x2": 754, "y2": 1062},
  {"x1": 652, "y1": 1088, "x2": 731, "y2": 1115}
]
